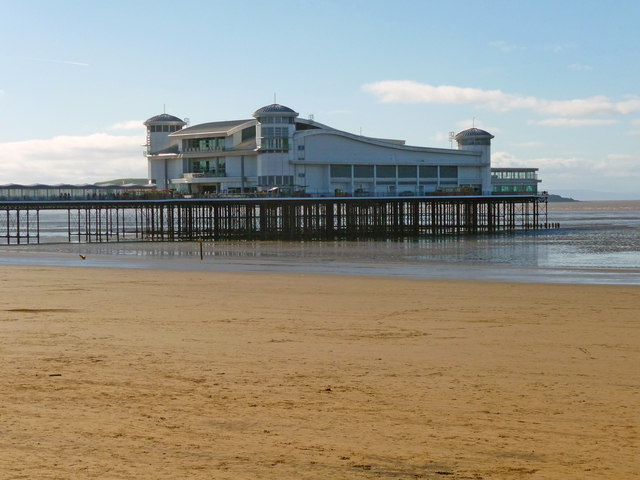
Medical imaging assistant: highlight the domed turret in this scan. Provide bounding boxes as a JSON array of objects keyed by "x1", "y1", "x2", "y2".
[
  {"x1": 252, "y1": 104, "x2": 298, "y2": 118},
  {"x1": 454, "y1": 128, "x2": 494, "y2": 146},
  {"x1": 455, "y1": 128, "x2": 494, "y2": 195},
  {"x1": 252, "y1": 104, "x2": 298, "y2": 152},
  {"x1": 144, "y1": 113, "x2": 186, "y2": 127},
  {"x1": 144, "y1": 113, "x2": 186, "y2": 155}
]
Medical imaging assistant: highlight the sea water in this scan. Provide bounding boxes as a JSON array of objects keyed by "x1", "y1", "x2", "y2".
[{"x1": 1, "y1": 200, "x2": 639, "y2": 285}]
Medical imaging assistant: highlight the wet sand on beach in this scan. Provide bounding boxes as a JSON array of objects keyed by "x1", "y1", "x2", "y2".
[{"x1": 1, "y1": 266, "x2": 638, "y2": 479}]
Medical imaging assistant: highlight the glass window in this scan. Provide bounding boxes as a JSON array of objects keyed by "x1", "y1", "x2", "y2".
[
  {"x1": 419, "y1": 166, "x2": 437, "y2": 178},
  {"x1": 331, "y1": 165, "x2": 351, "y2": 177},
  {"x1": 261, "y1": 138, "x2": 289, "y2": 151},
  {"x1": 262, "y1": 126, "x2": 287, "y2": 138},
  {"x1": 440, "y1": 166, "x2": 458, "y2": 178},
  {"x1": 354, "y1": 165, "x2": 374, "y2": 178},
  {"x1": 376, "y1": 165, "x2": 396, "y2": 178},
  {"x1": 241, "y1": 125, "x2": 256, "y2": 141},
  {"x1": 398, "y1": 166, "x2": 417, "y2": 178}
]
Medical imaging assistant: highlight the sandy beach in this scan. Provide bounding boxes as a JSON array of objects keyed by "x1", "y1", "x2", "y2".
[{"x1": 1, "y1": 266, "x2": 638, "y2": 479}]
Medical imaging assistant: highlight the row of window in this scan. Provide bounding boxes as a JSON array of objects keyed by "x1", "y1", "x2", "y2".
[
  {"x1": 259, "y1": 175, "x2": 295, "y2": 186},
  {"x1": 262, "y1": 127, "x2": 289, "y2": 138},
  {"x1": 149, "y1": 125, "x2": 182, "y2": 133},
  {"x1": 190, "y1": 159, "x2": 225, "y2": 175},
  {"x1": 183, "y1": 137, "x2": 225, "y2": 151},
  {"x1": 330, "y1": 165, "x2": 458, "y2": 179},
  {"x1": 492, "y1": 171, "x2": 537, "y2": 180},
  {"x1": 261, "y1": 138, "x2": 289, "y2": 151},
  {"x1": 257, "y1": 117, "x2": 295, "y2": 124},
  {"x1": 493, "y1": 184, "x2": 537, "y2": 194}
]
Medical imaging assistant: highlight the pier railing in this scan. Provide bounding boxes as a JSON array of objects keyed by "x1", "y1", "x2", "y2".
[{"x1": 0, "y1": 195, "x2": 548, "y2": 244}]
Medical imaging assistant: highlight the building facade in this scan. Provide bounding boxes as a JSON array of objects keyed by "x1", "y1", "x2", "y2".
[
  {"x1": 145, "y1": 104, "x2": 504, "y2": 197},
  {"x1": 491, "y1": 168, "x2": 541, "y2": 195}
]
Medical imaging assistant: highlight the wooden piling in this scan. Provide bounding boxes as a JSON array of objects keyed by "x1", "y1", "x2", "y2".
[{"x1": 0, "y1": 196, "x2": 548, "y2": 244}]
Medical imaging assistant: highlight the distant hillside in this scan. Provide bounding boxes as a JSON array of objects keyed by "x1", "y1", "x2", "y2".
[
  {"x1": 95, "y1": 178, "x2": 149, "y2": 186},
  {"x1": 547, "y1": 193, "x2": 578, "y2": 202}
]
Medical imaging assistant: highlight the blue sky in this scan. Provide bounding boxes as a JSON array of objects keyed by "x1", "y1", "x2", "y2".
[{"x1": 1, "y1": 0, "x2": 639, "y2": 199}]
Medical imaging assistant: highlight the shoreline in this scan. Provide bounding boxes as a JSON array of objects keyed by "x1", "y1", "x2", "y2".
[
  {"x1": 1, "y1": 198, "x2": 639, "y2": 286},
  {"x1": 1, "y1": 266, "x2": 638, "y2": 478},
  {"x1": 2, "y1": 240, "x2": 640, "y2": 285}
]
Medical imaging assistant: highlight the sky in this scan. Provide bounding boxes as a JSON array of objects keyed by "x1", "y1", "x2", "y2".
[{"x1": 1, "y1": 0, "x2": 639, "y2": 200}]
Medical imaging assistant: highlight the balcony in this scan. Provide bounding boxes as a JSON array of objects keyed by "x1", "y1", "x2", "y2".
[
  {"x1": 182, "y1": 147, "x2": 226, "y2": 154},
  {"x1": 183, "y1": 170, "x2": 226, "y2": 179},
  {"x1": 491, "y1": 173, "x2": 539, "y2": 181}
]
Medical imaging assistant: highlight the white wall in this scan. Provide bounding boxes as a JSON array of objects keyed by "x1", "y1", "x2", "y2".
[
  {"x1": 258, "y1": 152, "x2": 293, "y2": 176},
  {"x1": 149, "y1": 131, "x2": 179, "y2": 154},
  {"x1": 295, "y1": 131, "x2": 488, "y2": 195},
  {"x1": 148, "y1": 160, "x2": 163, "y2": 187},
  {"x1": 298, "y1": 164, "x2": 329, "y2": 193},
  {"x1": 229, "y1": 131, "x2": 241, "y2": 149},
  {"x1": 226, "y1": 155, "x2": 257, "y2": 177},
  {"x1": 167, "y1": 158, "x2": 183, "y2": 185},
  {"x1": 148, "y1": 157, "x2": 182, "y2": 189},
  {"x1": 458, "y1": 166, "x2": 482, "y2": 185},
  {"x1": 302, "y1": 133, "x2": 480, "y2": 166}
]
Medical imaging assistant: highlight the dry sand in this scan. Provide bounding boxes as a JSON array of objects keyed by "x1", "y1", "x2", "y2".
[{"x1": 0, "y1": 266, "x2": 638, "y2": 479}]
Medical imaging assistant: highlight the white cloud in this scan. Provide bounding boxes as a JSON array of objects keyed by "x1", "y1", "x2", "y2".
[
  {"x1": 536, "y1": 118, "x2": 619, "y2": 127},
  {"x1": 492, "y1": 151, "x2": 583, "y2": 171},
  {"x1": 592, "y1": 154, "x2": 640, "y2": 177},
  {"x1": 528, "y1": 156, "x2": 585, "y2": 171},
  {"x1": 0, "y1": 133, "x2": 146, "y2": 185},
  {"x1": 109, "y1": 120, "x2": 145, "y2": 131},
  {"x1": 625, "y1": 119, "x2": 640, "y2": 136},
  {"x1": 569, "y1": 63, "x2": 593, "y2": 71},
  {"x1": 433, "y1": 131, "x2": 453, "y2": 143},
  {"x1": 362, "y1": 81, "x2": 640, "y2": 117},
  {"x1": 540, "y1": 96, "x2": 640, "y2": 116},
  {"x1": 493, "y1": 151, "x2": 640, "y2": 182},
  {"x1": 490, "y1": 41, "x2": 526, "y2": 53},
  {"x1": 491, "y1": 151, "x2": 521, "y2": 168}
]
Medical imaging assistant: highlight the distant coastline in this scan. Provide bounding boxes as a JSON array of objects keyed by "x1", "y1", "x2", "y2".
[{"x1": 547, "y1": 193, "x2": 578, "y2": 202}]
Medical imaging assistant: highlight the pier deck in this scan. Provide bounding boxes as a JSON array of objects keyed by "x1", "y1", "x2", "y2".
[{"x1": 1, "y1": 195, "x2": 548, "y2": 244}]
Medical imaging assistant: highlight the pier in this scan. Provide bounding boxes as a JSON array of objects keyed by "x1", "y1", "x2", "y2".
[{"x1": 1, "y1": 195, "x2": 548, "y2": 244}]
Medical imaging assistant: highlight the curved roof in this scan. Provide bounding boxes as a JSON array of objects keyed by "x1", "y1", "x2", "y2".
[
  {"x1": 253, "y1": 103, "x2": 298, "y2": 117},
  {"x1": 144, "y1": 113, "x2": 186, "y2": 126},
  {"x1": 455, "y1": 128, "x2": 494, "y2": 140},
  {"x1": 169, "y1": 119, "x2": 253, "y2": 137}
]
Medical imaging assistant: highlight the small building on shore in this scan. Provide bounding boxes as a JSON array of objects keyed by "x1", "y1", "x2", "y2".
[{"x1": 145, "y1": 104, "x2": 510, "y2": 197}]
